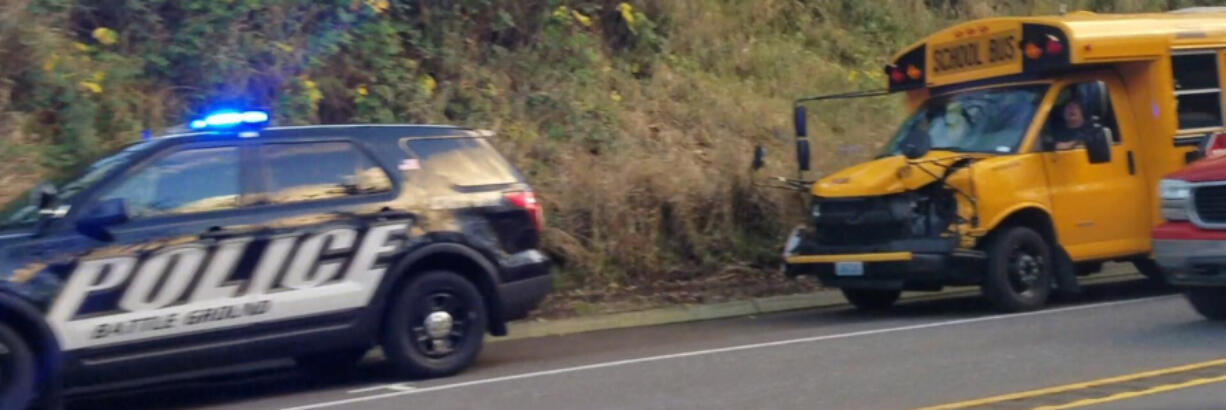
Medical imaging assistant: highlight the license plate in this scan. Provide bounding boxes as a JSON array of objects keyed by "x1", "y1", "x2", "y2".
[
  {"x1": 835, "y1": 262, "x2": 865, "y2": 277},
  {"x1": 930, "y1": 30, "x2": 1019, "y2": 76}
]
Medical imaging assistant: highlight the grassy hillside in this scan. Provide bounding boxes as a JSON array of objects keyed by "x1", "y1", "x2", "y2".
[{"x1": 0, "y1": 0, "x2": 1220, "y2": 297}]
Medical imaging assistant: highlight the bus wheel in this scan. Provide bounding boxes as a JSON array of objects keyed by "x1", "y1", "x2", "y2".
[
  {"x1": 1184, "y1": 288, "x2": 1226, "y2": 320},
  {"x1": 1132, "y1": 259, "x2": 1170, "y2": 286},
  {"x1": 0, "y1": 323, "x2": 36, "y2": 410},
  {"x1": 381, "y1": 270, "x2": 487, "y2": 378},
  {"x1": 841, "y1": 289, "x2": 901, "y2": 310},
  {"x1": 982, "y1": 226, "x2": 1053, "y2": 312}
]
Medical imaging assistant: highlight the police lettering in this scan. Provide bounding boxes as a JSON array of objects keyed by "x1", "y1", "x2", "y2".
[
  {"x1": 92, "y1": 314, "x2": 178, "y2": 339},
  {"x1": 49, "y1": 223, "x2": 409, "y2": 322},
  {"x1": 184, "y1": 301, "x2": 271, "y2": 325}
]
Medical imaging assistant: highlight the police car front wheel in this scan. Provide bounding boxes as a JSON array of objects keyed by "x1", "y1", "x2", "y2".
[
  {"x1": 382, "y1": 270, "x2": 487, "y2": 378},
  {"x1": 0, "y1": 323, "x2": 37, "y2": 410}
]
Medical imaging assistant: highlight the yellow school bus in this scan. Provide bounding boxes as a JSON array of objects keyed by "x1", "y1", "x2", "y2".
[{"x1": 774, "y1": 9, "x2": 1226, "y2": 312}]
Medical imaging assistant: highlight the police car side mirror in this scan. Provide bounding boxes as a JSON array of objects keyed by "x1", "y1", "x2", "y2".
[
  {"x1": 31, "y1": 182, "x2": 57, "y2": 210},
  {"x1": 76, "y1": 198, "x2": 129, "y2": 241},
  {"x1": 1085, "y1": 127, "x2": 1111, "y2": 164},
  {"x1": 752, "y1": 145, "x2": 766, "y2": 171}
]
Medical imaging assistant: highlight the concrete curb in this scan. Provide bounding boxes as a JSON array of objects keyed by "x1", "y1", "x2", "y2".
[{"x1": 491, "y1": 270, "x2": 1146, "y2": 342}]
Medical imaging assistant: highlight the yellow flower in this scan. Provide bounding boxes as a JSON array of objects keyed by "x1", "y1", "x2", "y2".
[
  {"x1": 420, "y1": 75, "x2": 437, "y2": 96},
  {"x1": 847, "y1": 70, "x2": 859, "y2": 82},
  {"x1": 73, "y1": 42, "x2": 91, "y2": 52},
  {"x1": 571, "y1": 10, "x2": 593, "y2": 27},
  {"x1": 42, "y1": 55, "x2": 59, "y2": 72},
  {"x1": 301, "y1": 77, "x2": 323, "y2": 105},
  {"x1": 364, "y1": 0, "x2": 389, "y2": 13},
  {"x1": 552, "y1": 5, "x2": 569, "y2": 19},
  {"x1": 618, "y1": 3, "x2": 636, "y2": 25},
  {"x1": 92, "y1": 27, "x2": 118, "y2": 46},
  {"x1": 78, "y1": 81, "x2": 103, "y2": 94},
  {"x1": 356, "y1": 85, "x2": 369, "y2": 97},
  {"x1": 610, "y1": 91, "x2": 622, "y2": 102}
]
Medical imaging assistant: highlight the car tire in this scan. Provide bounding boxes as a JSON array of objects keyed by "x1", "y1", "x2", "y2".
[
  {"x1": 381, "y1": 270, "x2": 487, "y2": 378},
  {"x1": 1132, "y1": 259, "x2": 1169, "y2": 286},
  {"x1": 981, "y1": 226, "x2": 1053, "y2": 312},
  {"x1": 295, "y1": 347, "x2": 369, "y2": 379},
  {"x1": 1184, "y1": 288, "x2": 1226, "y2": 321},
  {"x1": 0, "y1": 323, "x2": 37, "y2": 410},
  {"x1": 841, "y1": 289, "x2": 901, "y2": 310}
]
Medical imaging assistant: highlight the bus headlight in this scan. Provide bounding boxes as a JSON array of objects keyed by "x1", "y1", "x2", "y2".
[{"x1": 1159, "y1": 179, "x2": 1191, "y2": 221}]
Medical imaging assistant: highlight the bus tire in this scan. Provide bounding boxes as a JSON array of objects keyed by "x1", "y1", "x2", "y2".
[
  {"x1": 381, "y1": 270, "x2": 487, "y2": 378},
  {"x1": 1132, "y1": 259, "x2": 1169, "y2": 286},
  {"x1": 0, "y1": 323, "x2": 37, "y2": 410},
  {"x1": 982, "y1": 226, "x2": 1053, "y2": 312},
  {"x1": 1184, "y1": 287, "x2": 1226, "y2": 321}
]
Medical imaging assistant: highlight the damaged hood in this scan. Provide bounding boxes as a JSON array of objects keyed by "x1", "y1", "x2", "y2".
[{"x1": 812, "y1": 151, "x2": 987, "y2": 198}]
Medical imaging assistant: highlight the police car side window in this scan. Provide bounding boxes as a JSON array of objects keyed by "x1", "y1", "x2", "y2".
[
  {"x1": 100, "y1": 146, "x2": 241, "y2": 218},
  {"x1": 257, "y1": 141, "x2": 392, "y2": 204}
]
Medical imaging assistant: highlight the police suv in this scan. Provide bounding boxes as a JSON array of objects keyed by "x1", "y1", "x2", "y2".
[{"x1": 0, "y1": 111, "x2": 551, "y2": 408}]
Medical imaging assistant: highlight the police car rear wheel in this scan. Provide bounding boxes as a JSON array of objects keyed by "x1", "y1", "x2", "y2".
[
  {"x1": 0, "y1": 323, "x2": 36, "y2": 410},
  {"x1": 382, "y1": 270, "x2": 486, "y2": 378}
]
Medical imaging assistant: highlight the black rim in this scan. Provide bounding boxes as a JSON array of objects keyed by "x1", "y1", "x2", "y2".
[
  {"x1": 410, "y1": 290, "x2": 474, "y2": 359},
  {"x1": 1006, "y1": 240, "x2": 1045, "y2": 298}
]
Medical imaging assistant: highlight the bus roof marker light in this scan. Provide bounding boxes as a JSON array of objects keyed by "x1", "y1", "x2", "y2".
[
  {"x1": 1045, "y1": 37, "x2": 1064, "y2": 55},
  {"x1": 1024, "y1": 43, "x2": 1044, "y2": 59},
  {"x1": 906, "y1": 65, "x2": 922, "y2": 80}
]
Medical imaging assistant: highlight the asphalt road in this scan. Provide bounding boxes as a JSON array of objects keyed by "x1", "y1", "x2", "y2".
[{"x1": 66, "y1": 279, "x2": 1226, "y2": 410}]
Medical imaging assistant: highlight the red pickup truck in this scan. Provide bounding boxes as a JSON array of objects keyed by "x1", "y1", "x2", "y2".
[{"x1": 1154, "y1": 149, "x2": 1226, "y2": 320}]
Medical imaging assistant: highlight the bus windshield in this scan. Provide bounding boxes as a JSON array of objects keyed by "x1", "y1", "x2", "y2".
[{"x1": 881, "y1": 84, "x2": 1048, "y2": 156}]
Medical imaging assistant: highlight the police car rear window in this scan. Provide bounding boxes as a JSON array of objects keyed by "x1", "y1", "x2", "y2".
[
  {"x1": 256, "y1": 141, "x2": 393, "y2": 204},
  {"x1": 404, "y1": 137, "x2": 520, "y2": 187}
]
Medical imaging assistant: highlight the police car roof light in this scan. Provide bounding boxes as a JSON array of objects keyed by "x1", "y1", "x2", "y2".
[{"x1": 188, "y1": 110, "x2": 271, "y2": 130}]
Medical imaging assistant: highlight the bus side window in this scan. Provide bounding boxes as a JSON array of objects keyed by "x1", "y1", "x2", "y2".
[{"x1": 1172, "y1": 52, "x2": 1224, "y2": 131}]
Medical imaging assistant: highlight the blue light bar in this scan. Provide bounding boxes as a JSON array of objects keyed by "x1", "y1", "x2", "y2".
[{"x1": 188, "y1": 110, "x2": 271, "y2": 130}]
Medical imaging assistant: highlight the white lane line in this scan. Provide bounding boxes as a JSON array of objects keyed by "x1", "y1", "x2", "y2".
[
  {"x1": 347, "y1": 383, "x2": 417, "y2": 394},
  {"x1": 285, "y1": 295, "x2": 1174, "y2": 410}
]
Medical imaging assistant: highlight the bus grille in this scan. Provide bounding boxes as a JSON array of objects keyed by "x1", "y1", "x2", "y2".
[{"x1": 1194, "y1": 185, "x2": 1226, "y2": 224}]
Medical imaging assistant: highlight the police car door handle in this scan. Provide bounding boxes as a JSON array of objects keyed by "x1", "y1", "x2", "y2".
[
  {"x1": 374, "y1": 208, "x2": 417, "y2": 221},
  {"x1": 199, "y1": 226, "x2": 261, "y2": 240}
]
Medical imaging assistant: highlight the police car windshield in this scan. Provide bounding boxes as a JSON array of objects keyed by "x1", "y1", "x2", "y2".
[
  {"x1": 0, "y1": 141, "x2": 153, "y2": 229},
  {"x1": 881, "y1": 84, "x2": 1048, "y2": 156}
]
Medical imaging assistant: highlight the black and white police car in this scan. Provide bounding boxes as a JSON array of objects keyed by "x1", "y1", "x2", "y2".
[{"x1": 0, "y1": 111, "x2": 551, "y2": 408}]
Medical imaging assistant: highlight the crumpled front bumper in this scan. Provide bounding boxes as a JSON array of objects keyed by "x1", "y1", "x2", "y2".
[{"x1": 782, "y1": 227, "x2": 982, "y2": 291}]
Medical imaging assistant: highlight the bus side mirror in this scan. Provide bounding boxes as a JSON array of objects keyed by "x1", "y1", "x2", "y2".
[
  {"x1": 752, "y1": 145, "x2": 766, "y2": 170},
  {"x1": 900, "y1": 131, "x2": 932, "y2": 160},
  {"x1": 794, "y1": 105, "x2": 811, "y2": 172},
  {"x1": 796, "y1": 139, "x2": 810, "y2": 172},
  {"x1": 1086, "y1": 128, "x2": 1111, "y2": 164},
  {"x1": 794, "y1": 105, "x2": 807, "y2": 138}
]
